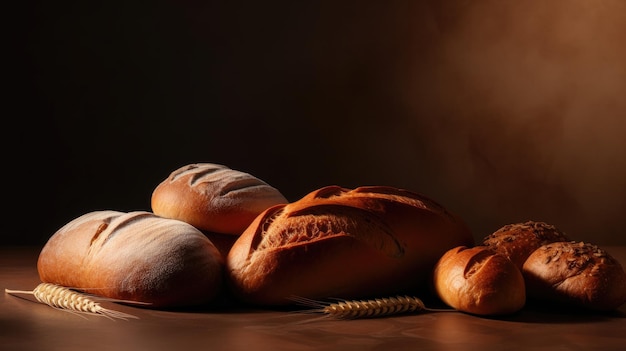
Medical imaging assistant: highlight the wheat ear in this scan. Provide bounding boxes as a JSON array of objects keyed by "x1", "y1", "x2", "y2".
[
  {"x1": 5, "y1": 283, "x2": 139, "y2": 320},
  {"x1": 291, "y1": 295, "x2": 452, "y2": 320}
]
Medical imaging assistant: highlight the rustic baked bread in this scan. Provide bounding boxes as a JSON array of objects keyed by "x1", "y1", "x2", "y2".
[
  {"x1": 151, "y1": 163, "x2": 288, "y2": 235},
  {"x1": 226, "y1": 185, "x2": 474, "y2": 306},
  {"x1": 432, "y1": 245, "x2": 526, "y2": 315},
  {"x1": 482, "y1": 221, "x2": 570, "y2": 270},
  {"x1": 37, "y1": 210, "x2": 225, "y2": 308},
  {"x1": 522, "y1": 241, "x2": 626, "y2": 311}
]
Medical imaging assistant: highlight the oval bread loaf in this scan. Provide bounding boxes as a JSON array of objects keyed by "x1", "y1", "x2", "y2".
[
  {"x1": 37, "y1": 210, "x2": 224, "y2": 308},
  {"x1": 522, "y1": 241, "x2": 626, "y2": 311},
  {"x1": 432, "y1": 245, "x2": 526, "y2": 315},
  {"x1": 226, "y1": 185, "x2": 474, "y2": 306},
  {"x1": 482, "y1": 221, "x2": 570, "y2": 270},
  {"x1": 151, "y1": 163, "x2": 288, "y2": 235}
]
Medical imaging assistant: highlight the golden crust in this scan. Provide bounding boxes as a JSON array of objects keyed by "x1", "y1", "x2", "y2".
[
  {"x1": 433, "y1": 246, "x2": 526, "y2": 315},
  {"x1": 151, "y1": 163, "x2": 288, "y2": 235},
  {"x1": 482, "y1": 221, "x2": 570, "y2": 269},
  {"x1": 37, "y1": 211, "x2": 225, "y2": 308},
  {"x1": 522, "y1": 241, "x2": 626, "y2": 311},
  {"x1": 226, "y1": 185, "x2": 474, "y2": 306}
]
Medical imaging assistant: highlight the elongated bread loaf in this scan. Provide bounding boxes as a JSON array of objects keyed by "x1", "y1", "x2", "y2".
[
  {"x1": 433, "y1": 246, "x2": 526, "y2": 315},
  {"x1": 226, "y1": 185, "x2": 474, "y2": 306},
  {"x1": 522, "y1": 241, "x2": 626, "y2": 311},
  {"x1": 151, "y1": 163, "x2": 288, "y2": 235},
  {"x1": 37, "y1": 210, "x2": 224, "y2": 308}
]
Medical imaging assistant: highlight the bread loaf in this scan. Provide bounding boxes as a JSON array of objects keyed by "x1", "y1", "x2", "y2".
[
  {"x1": 432, "y1": 245, "x2": 526, "y2": 315},
  {"x1": 151, "y1": 163, "x2": 288, "y2": 235},
  {"x1": 37, "y1": 210, "x2": 224, "y2": 308},
  {"x1": 226, "y1": 185, "x2": 474, "y2": 306},
  {"x1": 522, "y1": 241, "x2": 626, "y2": 311},
  {"x1": 482, "y1": 221, "x2": 570, "y2": 270}
]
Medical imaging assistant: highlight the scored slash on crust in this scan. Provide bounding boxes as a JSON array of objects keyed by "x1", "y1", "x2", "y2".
[
  {"x1": 252, "y1": 203, "x2": 406, "y2": 258},
  {"x1": 168, "y1": 163, "x2": 227, "y2": 183},
  {"x1": 178, "y1": 164, "x2": 274, "y2": 197}
]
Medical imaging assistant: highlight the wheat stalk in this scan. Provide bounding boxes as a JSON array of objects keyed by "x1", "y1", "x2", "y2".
[
  {"x1": 5, "y1": 283, "x2": 140, "y2": 320},
  {"x1": 290, "y1": 295, "x2": 452, "y2": 320}
]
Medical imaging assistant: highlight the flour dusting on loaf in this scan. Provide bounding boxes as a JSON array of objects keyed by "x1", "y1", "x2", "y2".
[
  {"x1": 37, "y1": 210, "x2": 225, "y2": 308},
  {"x1": 152, "y1": 163, "x2": 288, "y2": 234}
]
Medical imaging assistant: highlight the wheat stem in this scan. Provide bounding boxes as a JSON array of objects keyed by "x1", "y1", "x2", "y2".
[
  {"x1": 5, "y1": 283, "x2": 139, "y2": 321},
  {"x1": 291, "y1": 295, "x2": 453, "y2": 320}
]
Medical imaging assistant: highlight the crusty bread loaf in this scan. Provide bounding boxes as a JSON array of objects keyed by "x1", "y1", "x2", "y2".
[
  {"x1": 151, "y1": 163, "x2": 288, "y2": 235},
  {"x1": 522, "y1": 241, "x2": 626, "y2": 311},
  {"x1": 226, "y1": 185, "x2": 474, "y2": 306},
  {"x1": 37, "y1": 210, "x2": 224, "y2": 308},
  {"x1": 432, "y1": 246, "x2": 526, "y2": 315},
  {"x1": 482, "y1": 221, "x2": 570, "y2": 270}
]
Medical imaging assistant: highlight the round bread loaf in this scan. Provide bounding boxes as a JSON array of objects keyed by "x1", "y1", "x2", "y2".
[
  {"x1": 37, "y1": 210, "x2": 224, "y2": 308},
  {"x1": 482, "y1": 221, "x2": 570, "y2": 270},
  {"x1": 522, "y1": 241, "x2": 626, "y2": 311},
  {"x1": 151, "y1": 163, "x2": 288, "y2": 235},
  {"x1": 226, "y1": 185, "x2": 474, "y2": 306},
  {"x1": 432, "y1": 246, "x2": 526, "y2": 315}
]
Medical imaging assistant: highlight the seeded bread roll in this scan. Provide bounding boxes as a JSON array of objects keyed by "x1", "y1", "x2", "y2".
[
  {"x1": 151, "y1": 163, "x2": 288, "y2": 235},
  {"x1": 522, "y1": 241, "x2": 626, "y2": 311},
  {"x1": 482, "y1": 221, "x2": 570, "y2": 270},
  {"x1": 226, "y1": 185, "x2": 474, "y2": 306},
  {"x1": 37, "y1": 210, "x2": 224, "y2": 308},
  {"x1": 432, "y1": 246, "x2": 526, "y2": 315}
]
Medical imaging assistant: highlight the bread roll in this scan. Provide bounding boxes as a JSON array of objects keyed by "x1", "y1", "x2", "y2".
[
  {"x1": 226, "y1": 185, "x2": 474, "y2": 306},
  {"x1": 151, "y1": 163, "x2": 288, "y2": 235},
  {"x1": 433, "y1": 246, "x2": 526, "y2": 315},
  {"x1": 482, "y1": 221, "x2": 570, "y2": 270},
  {"x1": 37, "y1": 210, "x2": 224, "y2": 308},
  {"x1": 522, "y1": 241, "x2": 626, "y2": 311}
]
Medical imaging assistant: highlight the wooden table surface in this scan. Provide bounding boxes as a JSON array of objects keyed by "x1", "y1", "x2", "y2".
[{"x1": 1, "y1": 246, "x2": 625, "y2": 351}]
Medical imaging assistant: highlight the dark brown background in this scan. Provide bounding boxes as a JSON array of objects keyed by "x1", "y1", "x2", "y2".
[{"x1": 6, "y1": 1, "x2": 626, "y2": 247}]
